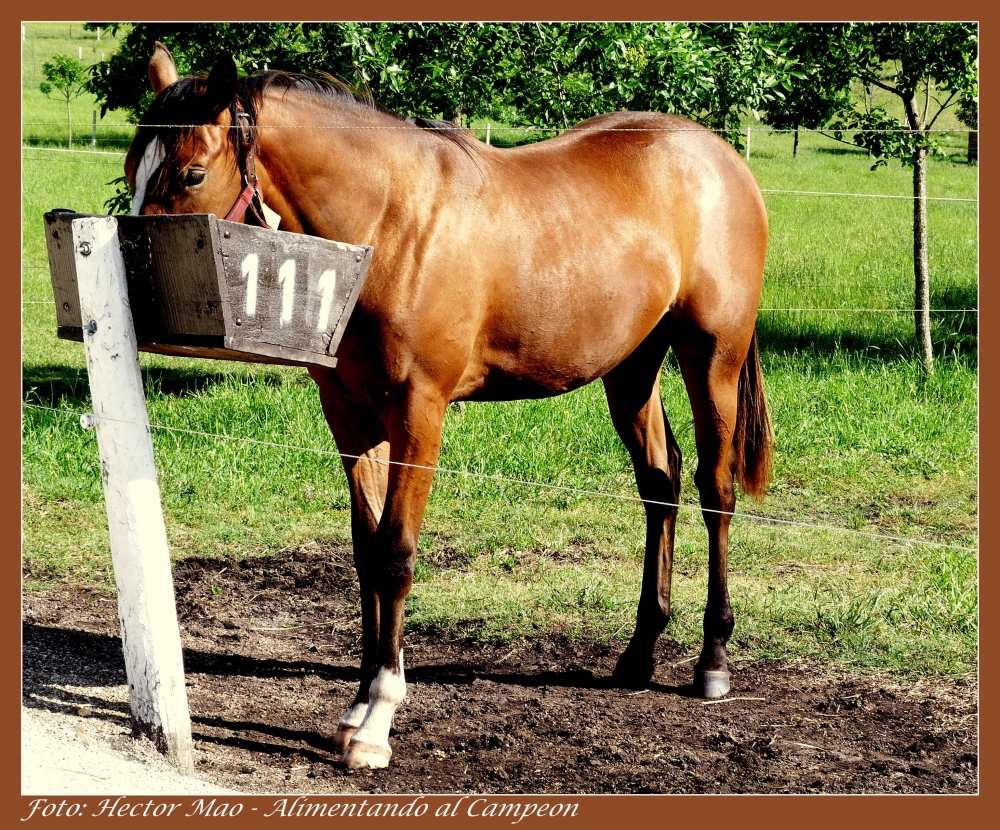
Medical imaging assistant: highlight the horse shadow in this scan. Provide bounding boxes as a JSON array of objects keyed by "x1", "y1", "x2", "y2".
[
  {"x1": 22, "y1": 363, "x2": 289, "y2": 409},
  {"x1": 23, "y1": 623, "x2": 694, "y2": 763}
]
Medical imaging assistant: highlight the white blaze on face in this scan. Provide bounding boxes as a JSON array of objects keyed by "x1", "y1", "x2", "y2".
[{"x1": 130, "y1": 138, "x2": 166, "y2": 215}]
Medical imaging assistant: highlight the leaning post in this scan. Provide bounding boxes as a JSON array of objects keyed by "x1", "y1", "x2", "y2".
[{"x1": 71, "y1": 215, "x2": 194, "y2": 772}]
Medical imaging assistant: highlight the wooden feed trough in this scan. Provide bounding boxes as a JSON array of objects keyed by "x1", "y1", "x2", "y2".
[{"x1": 45, "y1": 211, "x2": 373, "y2": 368}]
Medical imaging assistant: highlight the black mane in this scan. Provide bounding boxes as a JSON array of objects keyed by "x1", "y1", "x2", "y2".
[
  {"x1": 132, "y1": 69, "x2": 479, "y2": 191},
  {"x1": 243, "y1": 71, "x2": 480, "y2": 158}
]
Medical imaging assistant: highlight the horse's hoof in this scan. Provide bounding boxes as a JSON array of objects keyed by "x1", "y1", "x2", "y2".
[
  {"x1": 332, "y1": 724, "x2": 357, "y2": 754},
  {"x1": 610, "y1": 650, "x2": 654, "y2": 689},
  {"x1": 694, "y1": 669, "x2": 730, "y2": 699},
  {"x1": 340, "y1": 740, "x2": 392, "y2": 770}
]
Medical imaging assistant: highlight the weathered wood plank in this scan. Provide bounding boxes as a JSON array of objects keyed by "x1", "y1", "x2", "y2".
[
  {"x1": 45, "y1": 212, "x2": 371, "y2": 370},
  {"x1": 218, "y1": 221, "x2": 371, "y2": 359}
]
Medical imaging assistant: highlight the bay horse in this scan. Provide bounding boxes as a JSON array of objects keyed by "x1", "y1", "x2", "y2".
[{"x1": 126, "y1": 44, "x2": 774, "y2": 770}]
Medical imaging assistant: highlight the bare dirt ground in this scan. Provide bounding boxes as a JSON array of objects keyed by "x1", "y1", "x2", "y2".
[{"x1": 23, "y1": 546, "x2": 978, "y2": 794}]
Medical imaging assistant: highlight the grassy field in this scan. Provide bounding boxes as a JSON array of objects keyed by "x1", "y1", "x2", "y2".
[
  {"x1": 22, "y1": 23, "x2": 133, "y2": 151},
  {"x1": 22, "y1": 24, "x2": 978, "y2": 679}
]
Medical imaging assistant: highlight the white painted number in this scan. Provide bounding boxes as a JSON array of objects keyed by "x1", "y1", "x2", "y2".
[
  {"x1": 317, "y1": 269, "x2": 337, "y2": 332},
  {"x1": 241, "y1": 254, "x2": 259, "y2": 317},
  {"x1": 278, "y1": 259, "x2": 296, "y2": 325},
  {"x1": 240, "y1": 254, "x2": 337, "y2": 331}
]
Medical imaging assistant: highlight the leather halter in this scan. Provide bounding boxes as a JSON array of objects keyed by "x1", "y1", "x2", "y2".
[{"x1": 224, "y1": 99, "x2": 274, "y2": 229}]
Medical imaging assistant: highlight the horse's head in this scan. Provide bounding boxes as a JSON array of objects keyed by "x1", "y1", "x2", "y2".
[{"x1": 125, "y1": 43, "x2": 245, "y2": 218}]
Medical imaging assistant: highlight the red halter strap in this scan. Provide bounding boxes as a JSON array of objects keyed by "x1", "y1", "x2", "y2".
[
  {"x1": 224, "y1": 181, "x2": 260, "y2": 223},
  {"x1": 224, "y1": 100, "x2": 274, "y2": 230}
]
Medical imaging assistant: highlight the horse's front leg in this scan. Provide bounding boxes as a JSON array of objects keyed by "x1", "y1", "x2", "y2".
[
  {"x1": 333, "y1": 438, "x2": 390, "y2": 753},
  {"x1": 340, "y1": 383, "x2": 449, "y2": 770},
  {"x1": 308, "y1": 368, "x2": 390, "y2": 755}
]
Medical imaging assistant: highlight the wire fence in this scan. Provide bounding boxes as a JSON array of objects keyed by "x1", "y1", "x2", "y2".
[
  {"x1": 21, "y1": 122, "x2": 978, "y2": 133},
  {"x1": 21, "y1": 402, "x2": 977, "y2": 554},
  {"x1": 21, "y1": 142, "x2": 979, "y2": 205},
  {"x1": 20, "y1": 302, "x2": 980, "y2": 313},
  {"x1": 20, "y1": 150, "x2": 980, "y2": 318},
  {"x1": 21, "y1": 122, "x2": 979, "y2": 564}
]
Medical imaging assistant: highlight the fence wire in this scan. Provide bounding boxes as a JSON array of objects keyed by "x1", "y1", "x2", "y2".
[
  {"x1": 22, "y1": 123, "x2": 977, "y2": 134},
  {"x1": 21, "y1": 121, "x2": 978, "y2": 560},
  {"x1": 21, "y1": 402, "x2": 977, "y2": 555},
  {"x1": 19, "y1": 300, "x2": 981, "y2": 314},
  {"x1": 21, "y1": 148, "x2": 978, "y2": 205}
]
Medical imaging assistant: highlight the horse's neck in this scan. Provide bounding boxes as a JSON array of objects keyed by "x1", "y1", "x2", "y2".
[{"x1": 256, "y1": 95, "x2": 427, "y2": 245}]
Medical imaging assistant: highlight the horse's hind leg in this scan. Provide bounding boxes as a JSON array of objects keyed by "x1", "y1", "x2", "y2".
[
  {"x1": 309, "y1": 368, "x2": 390, "y2": 754},
  {"x1": 672, "y1": 333, "x2": 746, "y2": 698},
  {"x1": 602, "y1": 324, "x2": 682, "y2": 688}
]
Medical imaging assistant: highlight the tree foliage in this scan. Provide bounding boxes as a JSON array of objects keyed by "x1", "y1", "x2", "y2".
[
  {"x1": 88, "y1": 22, "x2": 798, "y2": 149},
  {"x1": 825, "y1": 23, "x2": 978, "y2": 169},
  {"x1": 759, "y1": 24, "x2": 854, "y2": 153}
]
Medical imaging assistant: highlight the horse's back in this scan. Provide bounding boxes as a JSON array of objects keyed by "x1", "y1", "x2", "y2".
[
  {"x1": 348, "y1": 111, "x2": 767, "y2": 402},
  {"x1": 438, "y1": 113, "x2": 766, "y2": 400}
]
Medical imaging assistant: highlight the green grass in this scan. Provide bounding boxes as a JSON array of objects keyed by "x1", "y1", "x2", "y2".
[
  {"x1": 21, "y1": 26, "x2": 978, "y2": 679},
  {"x1": 22, "y1": 23, "x2": 134, "y2": 152}
]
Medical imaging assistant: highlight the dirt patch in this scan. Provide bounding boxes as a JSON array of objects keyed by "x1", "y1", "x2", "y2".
[{"x1": 23, "y1": 546, "x2": 978, "y2": 794}]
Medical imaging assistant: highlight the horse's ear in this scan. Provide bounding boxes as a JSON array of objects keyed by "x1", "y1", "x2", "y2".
[
  {"x1": 148, "y1": 42, "x2": 178, "y2": 96},
  {"x1": 206, "y1": 53, "x2": 239, "y2": 117}
]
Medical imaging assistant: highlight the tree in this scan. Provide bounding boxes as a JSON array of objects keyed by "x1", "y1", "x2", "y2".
[
  {"x1": 332, "y1": 23, "x2": 512, "y2": 126},
  {"x1": 759, "y1": 24, "x2": 855, "y2": 156},
  {"x1": 827, "y1": 23, "x2": 977, "y2": 373},
  {"x1": 89, "y1": 22, "x2": 799, "y2": 151},
  {"x1": 92, "y1": 21, "x2": 802, "y2": 242},
  {"x1": 40, "y1": 54, "x2": 89, "y2": 147}
]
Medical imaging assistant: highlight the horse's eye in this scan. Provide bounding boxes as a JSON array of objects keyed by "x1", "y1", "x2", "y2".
[{"x1": 183, "y1": 168, "x2": 206, "y2": 188}]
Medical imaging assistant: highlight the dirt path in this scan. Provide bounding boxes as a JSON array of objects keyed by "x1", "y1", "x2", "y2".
[{"x1": 22, "y1": 547, "x2": 978, "y2": 794}]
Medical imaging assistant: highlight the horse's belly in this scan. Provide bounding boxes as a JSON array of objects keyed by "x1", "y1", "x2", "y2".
[
  {"x1": 443, "y1": 187, "x2": 685, "y2": 402},
  {"x1": 452, "y1": 284, "x2": 675, "y2": 402},
  {"x1": 455, "y1": 366, "x2": 599, "y2": 402}
]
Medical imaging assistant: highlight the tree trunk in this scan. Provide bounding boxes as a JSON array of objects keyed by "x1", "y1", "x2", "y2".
[
  {"x1": 902, "y1": 90, "x2": 933, "y2": 374},
  {"x1": 968, "y1": 130, "x2": 978, "y2": 164},
  {"x1": 912, "y1": 145, "x2": 933, "y2": 373},
  {"x1": 793, "y1": 126, "x2": 799, "y2": 157},
  {"x1": 66, "y1": 99, "x2": 72, "y2": 148}
]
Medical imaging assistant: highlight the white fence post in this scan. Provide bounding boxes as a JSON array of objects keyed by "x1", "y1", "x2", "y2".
[
  {"x1": 71, "y1": 216, "x2": 194, "y2": 773},
  {"x1": 746, "y1": 127, "x2": 751, "y2": 163}
]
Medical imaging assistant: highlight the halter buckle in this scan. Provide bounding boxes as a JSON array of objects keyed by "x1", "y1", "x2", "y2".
[{"x1": 233, "y1": 100, "x2": 253, "y2": 150}]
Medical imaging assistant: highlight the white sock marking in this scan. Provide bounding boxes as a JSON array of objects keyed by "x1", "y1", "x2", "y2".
[
  {"x1": 352, "y1": 652, "x2": 406, "y2": 750},
  {"x1": 339, "y1": 701, "x2": 368, "y2": 730}
]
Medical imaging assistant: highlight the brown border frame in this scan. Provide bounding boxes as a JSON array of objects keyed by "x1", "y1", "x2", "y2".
[{"x1": 8, "y1": 2, "x2": 992, "y2": 825}]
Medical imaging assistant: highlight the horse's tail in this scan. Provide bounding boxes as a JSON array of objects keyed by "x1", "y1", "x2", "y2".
[{"x1": 734, "y1": 330, "x2": 774, "y2": 501}]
